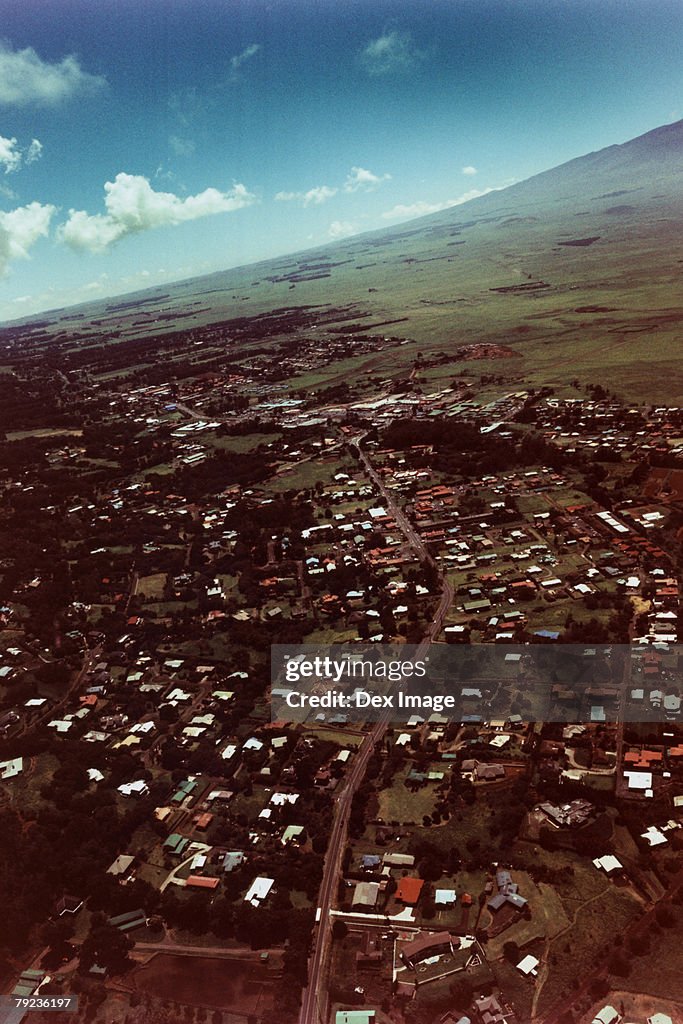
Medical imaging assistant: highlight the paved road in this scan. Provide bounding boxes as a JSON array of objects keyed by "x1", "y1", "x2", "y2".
[{"x1": 298, "y1": 436, "x2": 453, "y2": 1024}]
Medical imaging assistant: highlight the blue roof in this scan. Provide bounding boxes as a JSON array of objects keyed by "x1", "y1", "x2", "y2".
[{"x1": 361, "y1": 854, "x2": 381, "y2": 867}]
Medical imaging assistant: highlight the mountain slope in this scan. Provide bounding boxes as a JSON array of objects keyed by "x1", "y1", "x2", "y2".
[{"x1": 5, "y1": 120, "x2": 683, "y2": 401}]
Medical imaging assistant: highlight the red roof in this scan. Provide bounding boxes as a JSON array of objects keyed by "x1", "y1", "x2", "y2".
[
  {"x1": 186, "y1": 875, "x2": 219, "y2": 889},
  {"x1": 395, "y1": 877, "x2": 424, "y2": 904}
]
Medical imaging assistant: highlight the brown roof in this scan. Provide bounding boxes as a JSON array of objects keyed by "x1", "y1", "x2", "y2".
[{"x1": 402, "y1": 931, "x2": 452, "y2": 961}]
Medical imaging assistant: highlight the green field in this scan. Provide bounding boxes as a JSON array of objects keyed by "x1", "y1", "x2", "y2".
[{"x1": 10, "y1": 139, "x2": 683, "y2": 406}]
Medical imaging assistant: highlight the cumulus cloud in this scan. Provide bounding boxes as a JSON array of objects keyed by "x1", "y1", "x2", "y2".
[
  {"x1": 360, "y1": 30, "x2": 422, "y2": 76},
  {"x1": 275, "y1": 184, "x2": 338, "y2": 207},
  {"x1": 343, "y1": 166, "x2": 391, "y2": 193},
  {"x1": 0, "y1": 200, "x2": 55, "y2": 275},
  {"x1": 230, "y1": 43, "x2": 261, "y2": 75},
  {"x1": 382, "y1": 187, "x2": 499, "y2": 221},
  {"x1": 328, "y1": 220, "x2": 356, "y2": 240},
  {"x1": 58, "y1": 173, "x2": 256, "y2": 253},
  {"x1": 0, "y1": 42, "x2": 105, "y2": 106},
  {"x1": 462, "y1": 165, "x2": 477, "y2": 176}
]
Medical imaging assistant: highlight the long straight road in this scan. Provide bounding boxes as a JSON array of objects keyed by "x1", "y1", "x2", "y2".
[{"x1": 298, "y1": 436, "x2": 453, "y2": 1024}]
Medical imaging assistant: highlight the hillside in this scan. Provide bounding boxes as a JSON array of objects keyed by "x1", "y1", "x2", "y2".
[{"x1": 4, "y1": 119, "x2": 683, "y2": 401}]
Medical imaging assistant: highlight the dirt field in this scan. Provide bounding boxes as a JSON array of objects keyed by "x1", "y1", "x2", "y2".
[
  {"x1": 644, "y1": 467, "x2": 683, "y2": 502},
  {"x1": 129, "y1": 952, "x2": 277, "y2": 1015}
]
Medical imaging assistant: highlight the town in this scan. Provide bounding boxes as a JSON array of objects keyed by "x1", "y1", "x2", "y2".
[{"x1": 1, "y1": 303, "x2": 682, "y2": 1024}]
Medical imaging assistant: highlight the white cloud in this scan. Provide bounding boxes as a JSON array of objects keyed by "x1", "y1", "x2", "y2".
[
  {"x1": 0, "y1": 201, "x2": 55, "y2": 275},
  {"x1": 0, "y1": 42, "x2": 105, "y2": 106},
  {"x1": 328, "y1": 220, "x2": 356, "y2": 240},
  {"x1": 382, "y1": 187, "x2": 499, "y2": 221},
  {"x1": 58, "y1": 173, "x2": 256, "y2": 253},
  {"x1": 0, "y1": 134, "x2": 44, "y2": 173},
  {"x1": 275, "y1": 184, "x2": 338, "y2": 207},
  {"x1": 0, "y1": 135, "x2": 22, "y2": 174},
  {"x1": 26, "y1": 138, "x2": 43, "y2": 164},
  {"x1": 343, "y1": 166, "x2": 391, "y2": 193},
  {"x1": 275, "y1": 167, "x2": 390, "y2": 206},
  {"x1": 462, "y1": 165, "x2": 477, "y2": 176},
  {"x1": 230, "y1": 43, "x2": 261, "y2": 75},
  {"x1": 360, "y1": 30, "x2": 422, "y2": 76}
]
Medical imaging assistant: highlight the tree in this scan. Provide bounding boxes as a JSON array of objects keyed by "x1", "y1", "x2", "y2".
[
  {"x1": 332, "y1": 920, "x2": 348, "y2": 941},
  {"x1": 79, "y1": 923, "x2": 132, "y2": 974},
  {"x1": 449, "y1": 975, "x2": 473, "y2": 1010},
  {"x1": 655, "y1": 903, "x2": 676, "y2": 928},
  {"x1": 503, "y1": 940, "x2": 520, "y2": 964}
]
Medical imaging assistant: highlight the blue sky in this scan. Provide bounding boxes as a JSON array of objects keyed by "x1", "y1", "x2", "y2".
[{"x1": 0, "y1": 0, "x2": 681, "y2": 320}]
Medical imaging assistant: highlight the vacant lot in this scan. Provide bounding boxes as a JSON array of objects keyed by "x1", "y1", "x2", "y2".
[
  {"x1": 130, "y1": 953, "x2": 277, "y2": 1014},
  {"x1": 377, "y1": 766, "x2": 442, "y2": 824}
]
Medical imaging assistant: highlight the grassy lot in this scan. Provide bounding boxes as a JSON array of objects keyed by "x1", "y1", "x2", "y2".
[
  {"x1": 208, "y1": 431, "x2": 279, "y2": 453},
  {"x1": 230, "y1": 786, "x2": 269, "y2": 824},
  {"x1": 527, "y1": 854, "x2": 642, "y2": 1019},
  {"x1": 409, "y1": 795, "x2": 506, "y2": 858},
  {"x1": 139, "y1": 572, "x2": 167, "y2": 599},
  {"x1": 6, "y1": 427, "x2": 84, "y2": 440},
  {"x1": 617, "y1": 909, "x2": 683, "y2": 1002},
  {"x1": 377, "y1": 766, "x2": 441, "y2": 824},
  {"x1": 304, "y1": 626, "x2": 359, "y2": 644},
  {"x1": 492, "y1": 953, "x2": 538, "y2": 1023},
  {"x1": 3, "y1": 752, "x2": 61, "y2": 815},
  {"x1": 267, "y1": 458, "x2": 339, "y2": 493},
  {"x1": 304, "y1": 727, "x2": 362, "y2": 747}
]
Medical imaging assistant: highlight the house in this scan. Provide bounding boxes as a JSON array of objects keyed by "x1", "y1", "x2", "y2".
[
  {"x1": 474, "y1": 993, "x2": 510, "y2": 1024},
  {"x1": 118, "y1": 779, "x2": 149, "y2": 798},
  {"x1": 107, "y1": 854, "x2": 136, "y2": 878},
  {"x1": 591, "y1": 1007, "x2": 621, "y2": 1024},
  {"x1": 516, "y1": 954, "x2": 539, "y2": 976},
  {"x1": 395, "y1": 877, "x2": 424, "y2": 905},
  {"x1": 641, "y1": 825, "x2": 668, "y2": 847},
  {"x1": 383, "y1": 852, "x2": 415, "y2": 868},
  {"x1": 223, "y1": 851, "x2": 246, "y2": 872},
  {"x1": 281, "y1": 824, "x2": 305, "y2": 846},
  {"x1": 475, "y1": 763, "x2": 505, "y2": 781},
  {"x1": 163, "y1": 833, "x2": 189, "y2": 857},
  {"x1": 361, "y1": 854, "x2": 381, "y2": 871},
  {"x1": 335, "y1": 1012, "x2": 375, "y2": 1024},
  {"x1": 186, "y1": 875, "x2": 219, "y2": 890},
  {"x1": 0, "y1": 757, "x2": 23, "y2": 780},
  {"x1": 244, "y1": 877, "x2": 274, "y2": 907},
  {"x1": 54, "y1": 895, "x2": 84, "y2": 918},
  {"x1": 593, "y1": 855, "x2": 623, "y2": 876},
  {"x1": 352, "y1": 881, "x2": 380, "y2": 909},
  {"x1": 401, "y1": 931, "x2": 454, "y2": 967},
  {"x1": 108, "y1": 908, "x2": 147, "y2": 933},
  {"x1": 435, "y1": 888, "x2": 457, "y2": 906}
]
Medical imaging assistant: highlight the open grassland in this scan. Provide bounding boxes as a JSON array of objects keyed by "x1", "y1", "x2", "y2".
[{"x1": 9, "y1": 161, "x2": 683, "y2": 403}]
